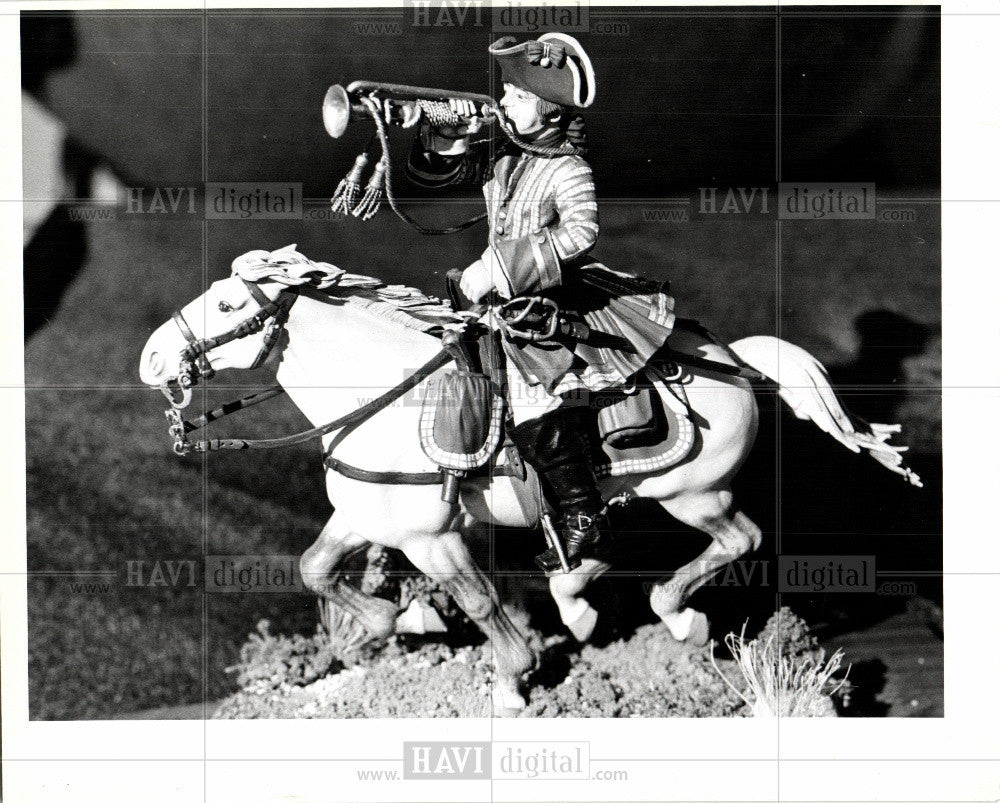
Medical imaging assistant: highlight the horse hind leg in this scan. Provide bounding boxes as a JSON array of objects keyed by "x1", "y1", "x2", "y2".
[
  {"x1": 549, "y1": 558, "x2": 610, "y2": 642},
  {"x1": 650, "y1": 489, "x2": 763, "y2": 646},
  {"x1": 401, "y1": 529, "x2": 536, "y2": 714},
  {"x1": 300, "y1": 513, "x2": 399, "y2": 645}
]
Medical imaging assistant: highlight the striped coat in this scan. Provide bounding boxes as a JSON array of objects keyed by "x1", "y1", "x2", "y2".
[{"x1": 407, "y1": 136, "x2": 675, "y2": 394}]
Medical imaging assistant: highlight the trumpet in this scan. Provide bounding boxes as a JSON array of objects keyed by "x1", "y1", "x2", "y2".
[{"x1": 322, "y1": 80, "x2": 498, "y2": 138}]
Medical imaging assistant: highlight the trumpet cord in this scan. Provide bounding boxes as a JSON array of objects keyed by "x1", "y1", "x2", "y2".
[
  {"x1": 359, "y1": 95, "x2": 586, "y2": 236},
  {"x1": 414, "y1": 99, "x2": 461, "y2": 128},
  {"x1": 492, "y1": 106, "x2": 586, "y2": 158},
  {"x1": 364, "y1": 96, "x2": 487, "y2": 235}
]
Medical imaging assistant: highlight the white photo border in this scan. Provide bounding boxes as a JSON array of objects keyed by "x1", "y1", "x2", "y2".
[{"x1": 2, "y1": 1, "x2": 997, "y2": 801}]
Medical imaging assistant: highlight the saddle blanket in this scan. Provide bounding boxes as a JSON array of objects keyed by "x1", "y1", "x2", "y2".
[
  {"x1": 420, "y1": 369, "x2": 696, "y2": 481},
  {"x1": 592, "y1": 376, "x2": 695, "y2": 478}
]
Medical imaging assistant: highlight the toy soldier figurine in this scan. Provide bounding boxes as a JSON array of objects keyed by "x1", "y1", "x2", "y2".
[{"x1": 406, "y1": 34, "x2": 676, "y2": 572}]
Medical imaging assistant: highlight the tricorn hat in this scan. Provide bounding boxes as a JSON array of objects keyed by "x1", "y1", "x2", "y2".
[{"x1": 489, "y1": 33, "x2": 596, "y2": 109}]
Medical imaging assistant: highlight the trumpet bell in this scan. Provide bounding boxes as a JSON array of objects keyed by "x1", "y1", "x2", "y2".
[{"x1": 322, "y1": 84, "x2": 351, "y2": 138}]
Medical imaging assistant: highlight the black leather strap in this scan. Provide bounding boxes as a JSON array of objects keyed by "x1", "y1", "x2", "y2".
[
  {"x1": 654, "y1": 348, "x2": 768, "y2": 383},
  {"x1": 324, "y1": 455, "x2": 444, "y2": 485},
  {"x1": 182, "y1": 385, "x2": 286, "y2": 433}
]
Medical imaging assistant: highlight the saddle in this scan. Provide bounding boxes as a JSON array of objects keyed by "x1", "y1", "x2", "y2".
[{"x1": 419, "y1": 325, "x2": 695, "y2": 503}]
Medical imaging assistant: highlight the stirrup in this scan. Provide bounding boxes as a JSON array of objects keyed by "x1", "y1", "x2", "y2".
[{"x1": 535, "y1": 545, "x2": 582, "y2": 576}]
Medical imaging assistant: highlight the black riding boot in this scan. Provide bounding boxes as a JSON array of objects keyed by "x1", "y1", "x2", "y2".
[{"x1": 509, "y1": 406, "x2": 609, "y2": 573}]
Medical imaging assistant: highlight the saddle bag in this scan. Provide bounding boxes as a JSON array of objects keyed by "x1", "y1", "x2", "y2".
[
  {"x1": 596, "y1": 373, "x2": 668, "y2": 450},
  {"x1": 419, "y1": 370, "x2": 504, "y2": 473}
]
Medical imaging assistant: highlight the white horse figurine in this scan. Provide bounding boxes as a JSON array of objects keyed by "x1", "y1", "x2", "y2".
[{"x1": 139, "y1": 248, "x2": 920, "y2": 713}]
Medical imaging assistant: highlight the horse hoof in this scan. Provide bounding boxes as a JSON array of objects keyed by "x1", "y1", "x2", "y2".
[
  {"x1": 361, "y1": 600, "x2": 402, "y2": 641},
  {"x1": 661, "y1": 607, "x2": 695, "y2": 640},
  {"x1": 395, "y1": 599, "x2": 447, "y2": 635},
  {"x1": 566, "y1": 605, "x2": 598, "y2": 642},
  {"x1": 684, "y1": 611, "x2": 710, "y2": 647},
  {"x1": 661, "y1": 607, "x2": 710, "y2": 646},
  {"x1": 492, "y1": 678, "x2": 526, "y2": 715}
]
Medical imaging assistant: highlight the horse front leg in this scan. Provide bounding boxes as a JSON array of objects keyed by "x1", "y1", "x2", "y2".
[
  {"x1": 300, "y1": 512, "x2": 399, "y2": 645},
  {"x1": 650, "y1": 489, "x2": 763, "y2": 646},
  {"x1": 401, "y1": 529, "x2": 537, "y2": 715}
]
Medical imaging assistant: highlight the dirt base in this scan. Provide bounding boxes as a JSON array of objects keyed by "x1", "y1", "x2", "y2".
[{"x1": 213, "y1": 622, "x2": 747, "y2": 719}]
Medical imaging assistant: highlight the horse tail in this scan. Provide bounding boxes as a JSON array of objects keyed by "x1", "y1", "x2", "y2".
[{"x1": 727, "y1": 336, "x2": 922, "y2": 487}]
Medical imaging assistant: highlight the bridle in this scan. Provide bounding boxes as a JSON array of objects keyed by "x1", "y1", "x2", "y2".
[
  {"x1": 161, "y1": 279, "x2": 298, "y2": 453},
  {"x1": 169, "y1": 279, "x2": 296, "y2": 392}
]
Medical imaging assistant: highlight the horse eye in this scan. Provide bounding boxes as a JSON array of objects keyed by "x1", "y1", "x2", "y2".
[{"x1": 218, "y1": 301, "x2": 233, "y2": 313}]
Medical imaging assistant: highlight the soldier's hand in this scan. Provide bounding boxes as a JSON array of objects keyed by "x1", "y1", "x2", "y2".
[
  {"x1": 384, "y1": 99, "x2": 422, "y2": 129},
  {"x1": 460, "y1": 259, "x2": 495, "y2": 304},
  {"x1": 429, "y1": 98, "x2": 485, "y2": 140},
  {"x1": 451, "y1": 98, "x2": 485, "y2": 134},
  {"x1": 398, "y1": 100, "x2": 422, "y2": 129}
]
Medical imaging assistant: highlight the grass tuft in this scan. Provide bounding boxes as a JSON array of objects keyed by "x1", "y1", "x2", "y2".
[
  {"x1": 225, "y1": 619, "x2": 343, "y2": 692},
  {"x1": 710, "y1": 619, "x2": 848, "y2": 717}
]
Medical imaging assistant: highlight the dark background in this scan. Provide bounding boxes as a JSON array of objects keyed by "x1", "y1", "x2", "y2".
[
  {"x1": 24, "y1": 6, "x2": 939, "y2": 192},
  {"x1": 22, "y1": 6, "x2": 941, "y2": 719}
]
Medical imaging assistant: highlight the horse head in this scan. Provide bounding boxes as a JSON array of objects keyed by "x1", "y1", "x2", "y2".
[{"x1": 139, "y1": 275, "x2": 292, "y2": 390}]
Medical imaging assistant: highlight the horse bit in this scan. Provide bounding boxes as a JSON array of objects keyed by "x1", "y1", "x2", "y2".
[{"x1": 160, "y1": 280, "x2": 297, "y2": 454}]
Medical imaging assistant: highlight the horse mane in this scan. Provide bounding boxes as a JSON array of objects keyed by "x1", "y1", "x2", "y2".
[
  {"x1": 340, "y1": 289, "x2": 460, "y2": 335},
  {"x1": 232, "y1": 245, "x2": 464, "y2": 335}
]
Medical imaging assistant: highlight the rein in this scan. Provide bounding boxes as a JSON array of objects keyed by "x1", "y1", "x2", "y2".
[{"x1": 179, "y1": 350, "x2": 450, "y2": 453}]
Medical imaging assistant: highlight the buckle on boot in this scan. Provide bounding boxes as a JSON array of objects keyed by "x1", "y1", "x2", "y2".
[
  {"x1": 535, "y1": 512, "x2": 611, "y2": 576},
  {"x1": 563, "y1": 512, "x2": 598, "y2": 539},
  {"x1": 566, "y1": 513, "x2": 611, "y2": 561}
]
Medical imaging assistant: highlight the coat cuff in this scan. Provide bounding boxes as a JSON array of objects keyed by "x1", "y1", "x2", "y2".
[{"x1": 492, "y1": 229, "x2": 561, "y2": 296}]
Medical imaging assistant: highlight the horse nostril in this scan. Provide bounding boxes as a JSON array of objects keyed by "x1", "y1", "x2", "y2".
[{"x1": 148, "y1": 351, "x2": 164, "y2": 376}]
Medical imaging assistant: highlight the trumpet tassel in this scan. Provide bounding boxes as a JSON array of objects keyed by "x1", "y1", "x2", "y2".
[
  {"x1": 330, "y1": 152, "x2": 369, "y2": 215},
  {"x1": 351, "y1": 160, "x2": 387, "y2": 221}
]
